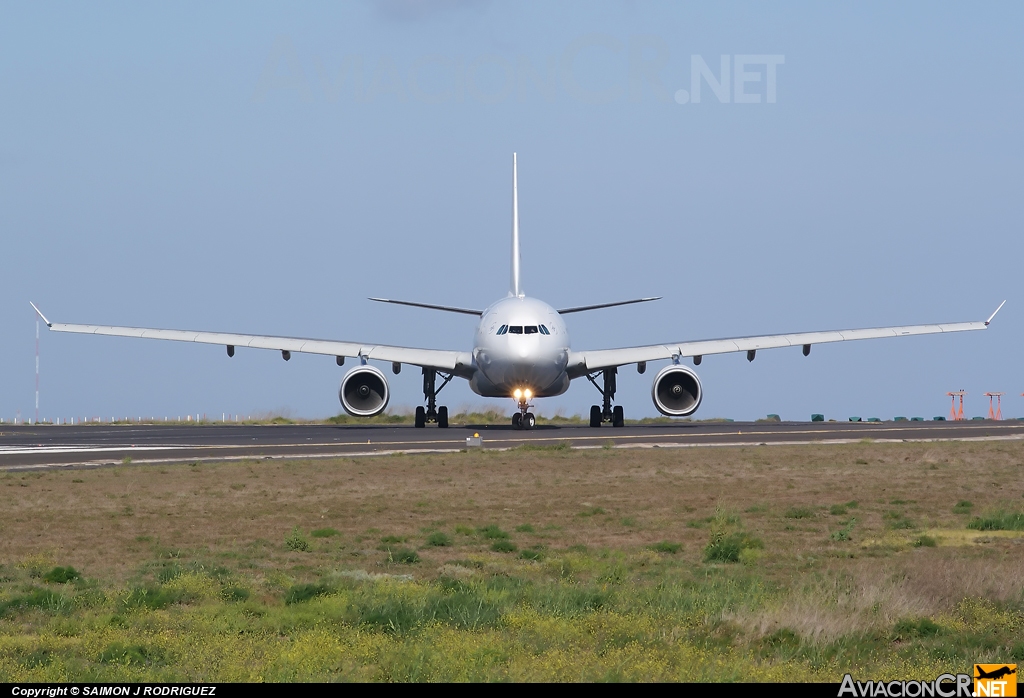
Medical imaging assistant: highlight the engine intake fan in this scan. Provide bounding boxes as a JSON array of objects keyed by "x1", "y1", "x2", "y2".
[
  {"x1": 339, "y1": 365, "x2": 390, "y2": 417},
  {"x1": 651, "y1": 365, "x2": 703, "y2": 417}
]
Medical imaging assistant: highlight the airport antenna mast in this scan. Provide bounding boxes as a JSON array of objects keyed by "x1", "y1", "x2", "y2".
[
  {"x1": 984, "y1": 392, "x2": 1004, "y2": 420},
  {"x1": 947, "y1": 391, "x2": 966, "y2": 421}
]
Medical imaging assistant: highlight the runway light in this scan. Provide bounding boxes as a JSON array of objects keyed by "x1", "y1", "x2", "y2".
[
  {"x1": 524, "y1": 389, "x2": 532, "y2": 400},
  {"x1": 514, "y1": 389, "x2": 522, "y2": 399}
]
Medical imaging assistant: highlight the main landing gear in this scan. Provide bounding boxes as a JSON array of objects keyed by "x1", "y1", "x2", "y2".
[
  {"x1": 587, "y1": 367, "x2": 624, "y2": 428},
  {"x1": 512, "y1": 398, "x2": 536, "y2": 430},
  {"x1": 414, "y1": 368, "x2": 452, "y2": 428}
]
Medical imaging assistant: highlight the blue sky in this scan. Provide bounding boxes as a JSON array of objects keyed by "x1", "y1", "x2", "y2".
[{"x1": 1, "y1": 1, "x2": 1021, "y2": 422}]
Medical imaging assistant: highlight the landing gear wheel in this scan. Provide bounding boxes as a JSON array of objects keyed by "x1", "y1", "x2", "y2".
[
  {"x1": 414, "y1": 406, "x2": 426, "y2": 428},
  {"x1": 511, "y1": 412, "x2": 522, "y2": 429},
  {"x1": 524, "y1": 412, "x2": 536, "y2": 429},
  {"x1": 587, "y1": 368, "x2": 622, "y2": 428},
  {"x1": 437, "y1": 406, "x2": 449, "y2": 429}
]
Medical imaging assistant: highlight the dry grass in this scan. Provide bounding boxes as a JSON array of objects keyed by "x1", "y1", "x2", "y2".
[
  {"x1": 0, "y1": 439, "x2": 1022, "y2": 680},
  {"x1": 1, "y1": 440, "x2": 1021, "y2": 588}
]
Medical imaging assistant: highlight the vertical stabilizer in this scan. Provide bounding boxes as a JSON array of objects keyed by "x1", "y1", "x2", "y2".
[{"x1": 510, "y1": 153, "x2": 522, "y2": 297}]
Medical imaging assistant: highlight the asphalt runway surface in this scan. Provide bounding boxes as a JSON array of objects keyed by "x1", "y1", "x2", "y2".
[{"x1": 2, "y1": 418, "x2": 1024, "y2": 470}]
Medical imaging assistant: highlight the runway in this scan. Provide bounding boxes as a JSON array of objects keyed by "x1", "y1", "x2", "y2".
[{"x1": 2, "y1": 418, "x2": 1024, "y2": 470}]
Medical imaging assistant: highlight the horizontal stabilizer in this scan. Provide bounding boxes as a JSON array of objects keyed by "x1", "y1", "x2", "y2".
[
  {"x1": 557, "y1": 297, "x2": 661, "y2": 315},
  {"x1": 368, "y1": 298, "x2": 483, "y2": 316}
]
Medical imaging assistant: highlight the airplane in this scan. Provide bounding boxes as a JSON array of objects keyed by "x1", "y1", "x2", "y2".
[
  {"x1": 31, "y1": 154, "x2": 1005, "y2": 430},
  {"x1": 975, "y1": 666, "x2": 1016, "y2": 681}
]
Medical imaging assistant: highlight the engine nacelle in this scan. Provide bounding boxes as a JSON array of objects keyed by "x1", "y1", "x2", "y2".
[
  {"x1": 339, "y1": 365, "x2": 390, "y2": 417},
  {"x1": 651, "y1": 365, "x2": 703, "y2": 416}
]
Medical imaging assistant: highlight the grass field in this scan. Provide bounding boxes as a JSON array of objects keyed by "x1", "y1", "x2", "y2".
[{"x1": 0, "y1": 440, "x2": 1022, "y2": 681}]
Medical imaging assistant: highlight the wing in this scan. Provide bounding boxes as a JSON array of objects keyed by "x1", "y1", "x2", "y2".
[
  {"x1": 567, "y1": 302, "x2": 1005, "y2": 376},
  {"x1": 30, "y1": 304, "x2": 474, "y2": 376}
]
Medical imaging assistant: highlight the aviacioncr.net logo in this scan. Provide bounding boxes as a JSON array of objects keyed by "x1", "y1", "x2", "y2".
[{"x1": 839, "y1": 673, "x2": 973, "y2": 697}]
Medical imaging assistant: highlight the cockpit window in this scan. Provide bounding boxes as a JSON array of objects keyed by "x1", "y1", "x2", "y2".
[
  {"x1": 524, "y1": 326, "x2": 539, "y2": 334},
  {"x1": 539, "y1": 325, "x2": 550, "y2": 335},
  {"x1": 496, "y1": 325, "x2": 508, "y2": 335},
  {"x1": 508, "y1": 326, "x2": 523, "y2": 334}
]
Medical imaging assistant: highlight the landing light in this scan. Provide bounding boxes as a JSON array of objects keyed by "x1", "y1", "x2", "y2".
[
  {"x1": 524, "y1": 389, "x2": 532, "y2": 400},
  {"x1": 514, "y1": 389, "x2": 522, "y2": 399}
]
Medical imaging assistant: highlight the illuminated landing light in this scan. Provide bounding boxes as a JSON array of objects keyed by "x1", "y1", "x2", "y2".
[
  {"x1": 514, "y1": 389, "x2": 523, "y2": 400},
  {"x1": 524, "y1": 389, "x2": 533, "y2": 400}
]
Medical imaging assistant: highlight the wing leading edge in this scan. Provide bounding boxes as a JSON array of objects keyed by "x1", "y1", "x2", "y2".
[
  {"x1": 568, "y1": 303, "x2": 1004, "y2": 376},
  {"x1": 30, "y1": 305, "x2": 473, "y2": 376}
]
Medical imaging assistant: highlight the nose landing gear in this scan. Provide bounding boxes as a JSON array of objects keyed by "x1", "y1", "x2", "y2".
[
  {"x1": 414, "y1": 368, "x2": 452, "y2": 428},
  {"x1": 512, "y1": 399, "x2": 536, "y2": 429},
  {"x1": 586, "y1": 367, "x2": 624, "y2": 427}
]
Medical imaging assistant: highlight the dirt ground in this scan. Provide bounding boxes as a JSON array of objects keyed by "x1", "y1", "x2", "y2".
[{"x1": 2, "y1": 440, "x2": 1022, "y2": 600}]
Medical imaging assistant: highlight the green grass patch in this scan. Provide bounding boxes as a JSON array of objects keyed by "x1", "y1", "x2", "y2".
[
  {"x1": 121, "y1": 586, "x2": 188, "y2": 611},
  {"x1": 967, "y1": 510, "x2": 1024, "y2": 531},
  {"x1": 829, "y1": 518, "x2": 857, "y2": 542},
  {"x1": 514, "y1": 524, "x2": 535, "y2": 533},
  {"x1": 284, "y1": 527, "x2": 311, "y2": 552},
  {"x1": 41, "y1": 566, "x2": 81, "y2": 584},
  {"x1": 311, "y1": 528, "x2": 340, "y2": 538},
  {"x1": 648, "y1": 541, "x2": 682, "y2": 554},
  {"x1": 578, "y1": 506, "x2": 606, "y2": 517},
  {"x1": 426, "y1": 532, "x2": 453, "y2": 547},
  {"x1": 513, "y1": 441, "x2": 572, "y2": 452},
  {"x1": 884, "y1": 511, "x2": 916, "y2": 530},
  {"x1": 784, "y1": 507, "x2": 815, "y2": 519},
  {"x1": 389, "y1": 549, "x2": 420, "y2": 564},
  {"x1": 490, "y1": 540, "x2": 518, "y2": 553},
  {"x1": 0, "y1": 588, "x2": 69, "y2": 616},
  {"x1": 952, "y1": 500, "x2": 973, "y2": 514},
  {"x1": 892, "y1": 617, "x2": 943, "y2": 639},
  {"x1": 704, "y1": 532, "x2": 764, "y2": 563},
  {"x1": 98, "y1": 642, "x2": 164, "y2": 666},
  {"x1": 477, "y1": 525, "x2": 509, "y2": 540},
  {"x1": 285, "y1": 583, "x2": 333, "y2": 605}
]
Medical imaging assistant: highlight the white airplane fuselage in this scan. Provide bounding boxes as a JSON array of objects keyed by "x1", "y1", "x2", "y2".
[{"x1": 470, "y1": 296, "x2": 571, "y2": 399}]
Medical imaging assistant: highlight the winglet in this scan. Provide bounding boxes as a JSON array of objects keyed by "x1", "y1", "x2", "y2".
[
  {"x1": 985, "y1": 300, "x2": 1006, "y2": 326},
  {"x1": 29, "y1": 302, "x2": 51, "y2": 327}
]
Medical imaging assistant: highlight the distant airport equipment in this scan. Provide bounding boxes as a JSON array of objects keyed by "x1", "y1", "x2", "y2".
[
  {"x1": 934, "y1": 416, "x2": 946, "y2": 421},
  {"x1": 867, "y1": 417, "x2": 881, "y2": 422},
  {"x1": 849, "y1": 416, "x2": 862, "y2": 422},
  {"x1": 765, "y1": 414, "x2": 781, "y2": 422},
  {"x1": 911, "y1": 417, "x2": 924, "y2": 421},
  {"x1": 811, "y1": 413, "x2": 824, "y2": 421},
  {"x1": 984, "y1": 392, "x2": 1004, "y2": 420},
  {"x1": 947, "y1": 391, "x2": 966, "y2": 421},
  {"x1": 894, "y1": 416, "x2": 907, "y2": 421},
  {"x1": 26, "y1": 157, "x2": 1007, "y2": 430}
]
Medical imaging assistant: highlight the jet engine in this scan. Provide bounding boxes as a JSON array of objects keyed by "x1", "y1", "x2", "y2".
[
  {"x1": 651, "y1": 365, "x2": 702, "y2": 416},
  {"x1": 339, "y1": 365, "x2": 390, "y2": 417}
]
